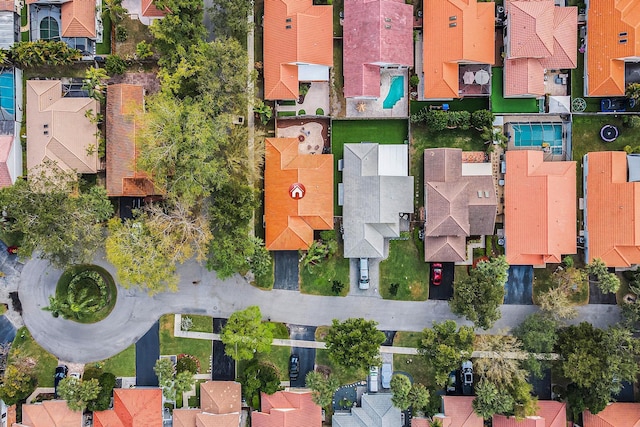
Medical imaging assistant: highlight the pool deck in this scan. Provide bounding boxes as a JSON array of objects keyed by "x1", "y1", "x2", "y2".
[
  {"x1": 345, "y1": 69, "x2": 408, "y2": 118},
  {"x1": 502, "y1": 115, "x2": 570, "y2": 161}
]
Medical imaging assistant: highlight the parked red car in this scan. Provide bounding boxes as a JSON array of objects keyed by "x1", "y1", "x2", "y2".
[{"x1": 431, "y1": 263, "x2": 443, "y2": 286}]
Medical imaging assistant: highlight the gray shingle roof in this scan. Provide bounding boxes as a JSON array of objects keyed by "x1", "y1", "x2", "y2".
[{"x1": 332, "y1": 394, "x2": 402, "y2": 427}]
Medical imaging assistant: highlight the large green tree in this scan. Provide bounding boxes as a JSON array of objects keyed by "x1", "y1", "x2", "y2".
[
  {"x1": 305, "y1": 371, "x2": 340, "y2": 409},
  {"x1": 418, "y1": 320, "x2": 474, "y2": 387},
  {"x1": 390, "y1": 374, "x2": 412, "y2": 410},
  {"x1": 0, "y1": 362, "x2": 36, "y2": 405},
  {"x1": 86, "y1": 372, "x2": 116, "y2": 412},
  {"x1": 153, "y1": 358, "x2": 195, "y2": 401},
  {"x1": 239, "y1": 361, "x2": 281, "y2": 408},
  {"x1": 0, "y1": 163, "x2": 112, "y2": 268},
  {"x1": 472, "y1": 379, "x2": 515, "y2": 419},
  {"x1": 57, "y1": 377, "x2": 101, "y2": 411},
  {"x1": 207, "y1": 0, "x2": 252, "y2": 40},
  {"x1": 221, "y1": 306, "x2": 274, "y2": 362},
  {"x1": 587, "y1": 258, "x2": 621, "y2": 294},
  {"x1": 512, "y1": 313, "x2": 558, "y2": 378},
  {"x1": 449, "y1": 256, "x2": 509, "y2": 329},
  {"x1": 324, "y1": 318, "x2": 386, "y2": 373}
]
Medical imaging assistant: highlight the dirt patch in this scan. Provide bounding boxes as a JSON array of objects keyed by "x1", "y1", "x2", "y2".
[{"x1": 114, "y1": 16, "x2": 154, "y2": 58}]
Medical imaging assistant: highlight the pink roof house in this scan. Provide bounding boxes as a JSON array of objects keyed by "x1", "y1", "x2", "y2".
[
  {"x1": 343, "y1": 0, "x2": 413, "y2": 98},
  {"x1": 504, "y1": 0, "x2": 577, "y2": 97}
]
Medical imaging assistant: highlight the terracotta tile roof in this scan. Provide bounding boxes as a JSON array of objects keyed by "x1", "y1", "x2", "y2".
[
  {"x1": 61, "y1": 0, "x2": 96, "y2": 38},
  {"x1": 493, "y1": 401, "x2": 566, "y2": 427},
  {"x1": 0, "y1": 0, "x2": 14, "y2": 12},
  {"x1": 412, "y1": 418, "x2": 431, "y2": 427},
  {"x1": 106, "y1": 84, "x2": 156, "y2": 197},
  {"x1": 263, "y1": 0, "x2": 333, "y2": 100},
  {"x1": 584, "y1": 151, "x2": 640, "y2": 267},
  {"x1": 587, "y1": 0, "x2": 640, "y2": 96},
  {"x1": 424, "y1": 148, "x2": 497, "y2": 262},
  {"x1": 265, "y1": 138, "x2": 333, "y2": 250},
  {"x1": 252, "y1": 391, "x2": 322, "y2": 427},
  {"x1": 441, "y1": 396, "x2": 483, "y2": 427},
  {"x1": 200, "y1": 381, "x2": 241, "y2": 415},
  {"x1": 141, "y1": 0, "x2": 166, "y2": 17},
  {"x1": 343, "y1": 0, "x2": 413, "y2": 98},
  {"x1": 0, "y1": 134, "x2": 14, "y2": 188},
  {"x1": 18, "y1": 400, "x2": 83, "y2": 427},
  {"x1": 505, "y1": 0, "x2": 577, "y2": 97},
  {"x1": 583, "y1": 402, "x2": 640, "y2": 427},
  {"x1": 422, "y1": 0, "x2": 494, "y2": 99},
  {"x1": 504, "y1": 150, "x2": 576, "y2": 266},
  {"x1": 93, "y1": 388, "x2": 163, "y2": 427},
  {"x1": 171, "y1": 409, "x2": 239, "y2": 427},
  {"x1": 26, "y1": 80, "x2": 99, "y2": 174},
  {"x1": 172, "y1": 409, "x2": 201, "y2": 427}
]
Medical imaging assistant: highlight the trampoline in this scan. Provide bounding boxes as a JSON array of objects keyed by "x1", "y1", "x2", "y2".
[{"x1": 600, "y1": 124, "x2": 619, "y2": 142}]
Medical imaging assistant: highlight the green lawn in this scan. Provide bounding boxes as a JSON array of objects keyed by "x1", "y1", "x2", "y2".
[
  {"x1": 393, "y1": 332, "x2": 436, "y2": 386},
  {"x1": 253, "y1": 253, "x2": 275, "y2": 289},
  {"x1": 490, "y1": 67, "x2": 539, "y2": 113},
  {"x1": 410, "y1": 98, "x2": 489, "y2": 115},
  {"x1": 379, "y1": 233, "x2": 429, "y2": 301},
  {"x1": 96, "y1": 4, "x2": 112, "y2": 55},
  {"x1": 332, "y1": 119, "x2": 409, "y2": 214},
  {"x1": 182, "y1": 315, "x2": 213, "y2": 333},
  {"x1": 160, "y1": 315, "x2": 211, "y2": 374},
  {"x1": 315, "y1": 349, "x2": 363, "y2": 385},
  {"x1": 10, "y1": 327, "x2": 58, "y2": 387},
  {"x1": 97, "y1": 344, "x2": 136, "y2": 377},
  {"x1": 253, "y1": 322, "x2": 290, "y2": 381},
  {"x1": 300, "y1": 245, "x2": 350, "y2": 296}
]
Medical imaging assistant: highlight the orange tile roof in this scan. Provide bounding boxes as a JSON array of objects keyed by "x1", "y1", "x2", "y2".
[
  {"x1": 504, "y1": 150, "x2": 576, "y2": 266},
  {"x1": 263, "y1": 0, "x2": 333, "y2": 100},
  {"x1": 18, "y1": 400, "x2": 83, "y2": 427},
  {"x1": 265, "y1": 138, "x2": 333, "y2": 250},
  {"x1": 493, "y1": 401, "x2": 566, "y2": 427},
  {"x1": 422, "y1": 0, "x2": 495, "y2": 99},
  {"x1": 171, "y1": 409, "x2": 239, "y2": 427},
  {"x1": 412, "y1": 418, "x2": 431, "y2": 427},
  {"x1": 440, "y1": 396, "x2": 483, "y2": 427},
  {"x1": 504, "y1": 0, "x2": 577, "y2": 97},
  {"x1": 61, "y1": 0, "x2": 96, "y2": 38},
  {"x1": 252, "y1": 391, "x2": 322, "y2": 427},
  {"x1": 93, "y1": 388, "x2": 162, "y2": 427},
  {"x1": 0, "y1": 0, "x2": 14, "y2": 12},
  {"x1": 141, "y1": 0, "x2": 166, "y2": 17},
  {"x1": 106, "y1": 84, "x2": 157, "y2": 197},
  {"x1": 587, "y1": 0, "x2": 640, "y2": 96},
  {"x1": 200, "y1": 381, "x2": 241, "y2": 415},
  {"x1": 0, "y1": 135, "x2": 14, "y2": 188},
  {"x1": 583, "y1": 402, "x2": 640, "y2": 427},
  {"x1": 584, "y1": 151, "x2": 640, "y2": 267}
]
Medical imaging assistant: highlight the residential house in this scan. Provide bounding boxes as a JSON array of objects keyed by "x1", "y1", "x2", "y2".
[
  {"x1": 583, "y1": 402, "x2": 640, "y2": 426},
  {"x1": 264, "y1": 137, "x2": 333, "y2": 251},
  {"x1": 172, "y1": 381, "x2": 241, "y2": 427},
  {"x1": 428, "y1": 396, "x2": 483, "y2": 427},
  {"x1": 333, "y1": 393, "x2": 401, "y2": 427},
  {"x1": 14, "y1": 400, "x2": 82, "y2": 427},
  {"x1": 26, "y1": 80, "x2": 98, "y2": 174},
  {"x1": 106, "y1": 84, "x2": 157, "y2": 199},
  {"x1": 422, "y1": 0, "x2": 494, "y2": 100},
  {"x1": 343, "y1": 0, "x2": 413, "y2": 98},
  {"x1": 341, "y1": 143, "x2": 414, "y2": 259},
  {"x1": 0, "y1": 67, "x2": 22, "y2": 188},
  {"x1": 583, "y1": 151, "x2": 640, "y2": 268},
  {"x1": 28, "y1": 0, "x2": 97, "y2": 55},
  {"x1": 503, "y1": 0, "x2": 577, "y2": 97},
  {"x1": 0, "y1": 0, "x2": 20, "y2": 50},
  {"x1": 504, "y1": 150, "x2": 576, "y2": 266},
  {"x1": 492, "y1": 401, "x2": 566, "y2": 427},
  {"x1": 93, "y1": 388, "x2": 163, "y2": 427},
  {"x1": 263, "y1": 0, "x2": 332, "y2": 100},
  {"x1": 586, "y1": 0, "x2": 640, "y2": 97},
  {"x1": 141, "y1": 0, "x2": 165, "y2": 18},
  {"x1": 251, "y1": 390, "x2": 322, "y2": 427},
  {"x1": 424, "y1": 148, "x2": 497, "y2": 263}
]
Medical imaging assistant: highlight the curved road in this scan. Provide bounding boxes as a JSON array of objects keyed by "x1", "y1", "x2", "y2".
[{"x1": 20, "y1": 252, "x2": 622, "y2": 363}]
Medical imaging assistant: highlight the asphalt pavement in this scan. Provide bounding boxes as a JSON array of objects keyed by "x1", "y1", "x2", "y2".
[
  {"x1": 0, "y1": 316, "x2": 16, "y2": 345},
  {"x1": 504, "y1": 266, "x2": 533, "y2": 304},
  {"x1": 273, "y1": 251, "x2": 299, "y2": 291},
  {"x1": 212, "y1": 318, "x2": 234, "y2": 381},
  {"x1": 588, "y1": 277, "x2": 617, "y2": 304},
  {"x1": 289, "y1": 324, "x2": 316, "y2": 387},
  {"x1": 429, "y1": 262, "x2": 454, "y2": 300},
  {"x1": 135, "y1": 321, "x2": 159, "y2": 386}
]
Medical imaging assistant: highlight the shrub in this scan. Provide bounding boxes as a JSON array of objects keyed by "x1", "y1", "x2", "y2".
[
  {"x1": 135, "y1": 41, "x2": 153, "y2": 59},
  {"x1": 298, "y1": 109, "x2": 306, "y2": 115},
  {"x1": 623, "y1": 115, "x2": 640, "y2": 128},
  {"x1": 471, "y1": 109, "x2": 494, "y2": 129},
  {"x1": 389, "y1": 283, "x2": 400, "y2": 296},
  {"x1": 105, "y1": 55, "x2": 127, "y2": 75},
  {"x1": 332, "y1": 280, "x2": 345, "y2": 295},
  {"x1": 316, "y1": 108, "x2": 324, "y2": 115},
  {"x1": 447, "y1": 111, "x2": 470, "y2": 129},
  {"x1": 176, "y1": 354, "x2": 199, "y2": 374},
  {"x1": 409, "y1": 74, "x2": 420, "y2": 87},
  {"x1": 115, "y1": 26, "x2": 128, "y2": 42},
  {"x1": 425, "y1": 110, "x2": 449, "y2": 131}
]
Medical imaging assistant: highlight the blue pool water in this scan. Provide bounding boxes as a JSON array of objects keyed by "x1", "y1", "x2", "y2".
[
  {"x1": 0, "y1": 72, "x2": 14, "y2": 117},
  {"x1": 383, "y1": 76, "x2": 404, "y2": 109},
  {"x1": 512, "y1": 122, "x2": 563, "y2": 154}
]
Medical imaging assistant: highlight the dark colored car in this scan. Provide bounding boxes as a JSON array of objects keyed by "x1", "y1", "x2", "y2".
[
  {"x1": 54, "y1": 365, "x2": 68, "y2": 398},
  {"x1": 601, "y1": 98, "x2": 636, "y2": 112},
  {"x1": 431, "y1": 263, "x2": 443, "y2": 286},
  {"x1": 446, "y1": 370, "x2": 458, "y2": 394},
  {"x1": 289, "y1": 354, "x2": 299, "y2": 380}
]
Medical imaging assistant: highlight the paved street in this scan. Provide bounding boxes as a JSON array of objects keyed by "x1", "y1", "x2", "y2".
[{"x1": 19, "y1": 252, "x2": 623, "y2": 363}]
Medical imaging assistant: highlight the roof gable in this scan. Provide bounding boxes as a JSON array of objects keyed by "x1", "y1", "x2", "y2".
[
  {"x1": 61, "y1": 0, "x2": 96, "y2": 38},
  {"x1": 583, "y1": 402, "x2": 640, "y2": 427},
  {"x1": 94, "y1": 388, "x2": 162, "y2": 427},
  {"x1": 21, "y1": 400, "x2": 83, "y2": 427},
  {"x1": 252, "y1": 391, "x2": 322, "y2": 427},
  {"x1": 442, "y1": 396, "x2": 484, "y2": 427}
]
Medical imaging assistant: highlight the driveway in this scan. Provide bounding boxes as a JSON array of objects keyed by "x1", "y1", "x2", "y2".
[
  {"x1": 504, "y1": 266, "x2": 533, "y2": 304},
  {"x1": 0, "y1": 316, "x2": 16, "y2": 345},
  {"x1": 588, "y1": 276, "x2": 617, "y2": 304},
  {"x1": 429, "y1": 263, "x2": 454, "y2": 301},
  {"x1": 135, "y1": 321, "x2": 159, "y2": 386},
  {"x1": 349, "y1": 258, "x2": 380, "y2": 296},
  {"x1": 273, "y1": 251, "x2": 299, "y2": 291},
  {"x1": 289, "y1": 324, "x2": 316, "y2": 388},
  {"x1": 212, "y1": 318, "x2": 235, "y2": 381}
]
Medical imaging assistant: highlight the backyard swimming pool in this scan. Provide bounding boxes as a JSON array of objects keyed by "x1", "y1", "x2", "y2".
[
  {"x1": 0, "y1": 71, "x2": 14, "y2": 117},
  {"x1": 383, "y1": 76, "x2": 404, "y2": 109},
  {"x1": 512, "y1": 122, "x2": 563, "y2": 155}
]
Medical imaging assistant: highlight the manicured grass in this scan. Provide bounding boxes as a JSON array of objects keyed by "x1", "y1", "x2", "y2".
[
  {"x1": 182, "y1": 315, "x2": 213, "y2": 333},
  {"x1": 253, "y1": 254, "x2": 275, "y2": 289},
  {"x1": 379, "y1": 233, "x2": 429, "y2": 301},
  {"x1": 315, "y1": 349, "x2": 363, "y2": 385},
  {"x1": 454, "y1": 265, "x2": 469, "y2": 281},
  {"x1": 410, "y1": 98, "x2": 489, "y2": 115},
  {"x1": 98, "y1": 344, "x2": 136, "y2": 377},
  {"x1": 532, "y1": 264, "x2": 589, "y2": 305},
  {"x1": 393, "y1": 332, "x2": 436, "y2": 387},
  {"x1": 160, "y1": 315, "x2": 211, "y2": 374},
  {"x1": 10, "y1": 327, "x2": 58, "y2": 387},
  {"x1": 96, "y1": 4, "x2": 112, "y2": 55},
  {"x1": 411, "y1": 124, "x2": 485, "y2": 210},
  {"x1": 277, "y1": 111, "x2": 296, "y2": 117},
  {"x1": 490, "y1": 67, "x2": 539, "y2": 113},
  {"x1": 54, "y1": 265, "x2": 117, "y2": 324},
  {"x1": 300, "y1": 245, "x2": 350, "y2": 296},
  {"x1": 254, "y1": 322, "x2": 290, "y2": 381},
  {"x1": 332, "y1": 119, "x2": 408, "y2": 214}
]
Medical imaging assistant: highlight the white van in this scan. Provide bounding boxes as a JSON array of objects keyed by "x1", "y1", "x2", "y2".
[
  {"x1": 359, "y1": 258, "x2": 370, "y2": 290},
  {"x1": 368, "y1": 366, "x2": 379, "y2": 393}
]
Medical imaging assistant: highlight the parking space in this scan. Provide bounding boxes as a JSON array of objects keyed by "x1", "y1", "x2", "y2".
[
  {"x1": 211, "y1": 318, "x2": 235, "y2": 381},
  {"x1": 348, "y1": 258, "x2": 381, "y2": 296},
  {"x1": 289, "y1": 325, "x2": 316, "y2": 388},
  {"x1": 504, "y1": 265, "x2": 533, "y2": 304},
  {"x1": 429, "y1": 262, "x2": 454, "y2": 300},
  {"x1": 273, "y1": 251, "x2": 299, "y2": 291},
  {"x1": 135, "y1": 321, "x2": 159, "y2": 387}
]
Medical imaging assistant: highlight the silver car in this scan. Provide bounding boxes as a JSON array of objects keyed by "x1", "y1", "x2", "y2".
[{"x1": 381, "y1": 363, "x2": 392, "y2": 388}]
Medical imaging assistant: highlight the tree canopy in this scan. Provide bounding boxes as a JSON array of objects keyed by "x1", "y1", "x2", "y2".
[
  {"x1": 305, "y1": 371, "x2": 340, "y2": 409},
  {"x1": 221, "y1": 306, "x2": 274, "y2": 362},
  {"x1": 57, "y1": 377, "x2": 101, "y2": 411},
  {"x1": 512, "y1": 313, "x2": 558, "y2": 378},
  {"x1": 239, "y1": 360, "x2": 281, "y2": 408},
  {"x1": 324, "y1": 318, "x2": 386, "y2": 373},
  {"x1": 418, "y1": 320, "x2": 474, "y2": 387}
]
